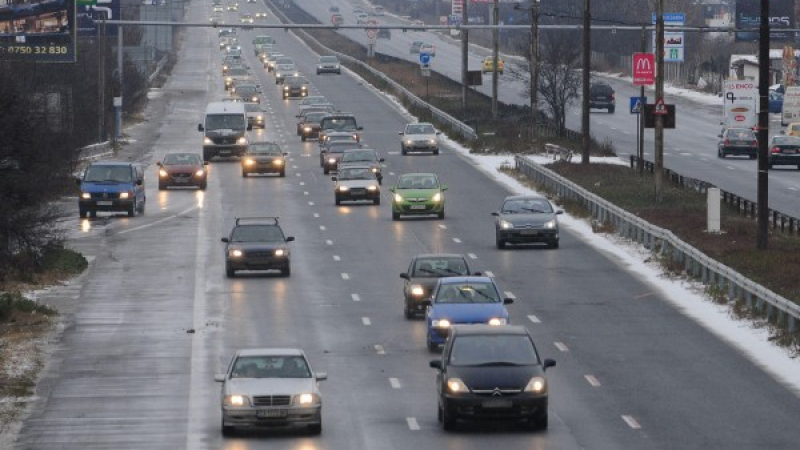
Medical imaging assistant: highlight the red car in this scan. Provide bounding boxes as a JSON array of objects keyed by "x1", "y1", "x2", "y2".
[{"x1": 156, "y1": 152, "x2": 208, "y2": 190}]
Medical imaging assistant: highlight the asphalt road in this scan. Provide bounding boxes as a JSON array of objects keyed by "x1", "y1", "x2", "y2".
[
  {"x1": 293, "y1": 0, "x2": 800, "y2": 218},
  {"x1": 14, "y1": 1, "x2": 800, "y2": 449}
]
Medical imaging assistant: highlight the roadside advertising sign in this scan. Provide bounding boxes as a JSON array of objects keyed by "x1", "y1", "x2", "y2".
[{"x1": 723, "y1": 80, "x2": 758, "y2": 129}]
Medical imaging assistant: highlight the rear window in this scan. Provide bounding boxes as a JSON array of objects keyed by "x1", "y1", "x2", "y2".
[
  {"x1": 84, "y1": 165, "x2": 133, "y2": 182},
  {"x1": 321, "y1": 117, "x2": 357, "y2": 130},
  {"x1": 449, "y1": 335, "x2": 538, "y2": 366},
  {"x1": 592, "y1": 84, "x2": 613, "y2": 95}
]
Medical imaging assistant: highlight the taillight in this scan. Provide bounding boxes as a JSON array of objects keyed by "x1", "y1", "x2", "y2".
[
  {"x1": 752, "y1": 140, "x2": 758, "y2": 146},
  {"x1": 724, "y1": 140, "x2": 730, "y2": 146},
  {"x1": 610, "y1": 93, "x2": 615, "y2": 100},
  {"x1": 771, "y1": 147, "x2": 781, "y2": 154}
]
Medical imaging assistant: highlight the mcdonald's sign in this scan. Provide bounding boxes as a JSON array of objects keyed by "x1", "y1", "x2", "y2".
[{"x1": 632, "y1": 53, "x2": 655, "y2": 86}]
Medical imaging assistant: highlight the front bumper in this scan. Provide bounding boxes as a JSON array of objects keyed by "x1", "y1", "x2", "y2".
[
  {"x1": 283, "y1": 89, "x2": 308, "y2": 98},
  {"x1": 242, "y1": 160, "x2": 285, "y2": 174},
  {"x1": 79, "y1": 197, "x2": 134, "y2": 212},
  {"x1": 335, "y1": 188, "x2": 380, "y2": 202},
  {"x1": 160, "y1": 172, "x2": 206, "y2": 187},
  {"x1": 497, "y1": 228, "x2": 558, "y2": 244},
  {"x1": 393, "y1": 201, "x2": 443, "y2": 215},
  {"x1": 317, "y1": 66, "x2": 341, "y2": 73},
  {"x1": 768, "y1": 153, "x2": 800, "y2": 166},
  {"x1": 402, "y1": 141, "x2": 438, "y2": 151},
  {"x1": 301, "y1": 126, "x2": 320, "y2": 138},
  {"x1": 721, "y1": 145, "x2": 757, "y2": 156},
  {"x1": 226, "y1": 255, "x2": 290, "y2": 271},
  {"x1": 441, "y1": 393, "x2": 547, "y2": 423},
  {"x1": 221, "y1": 405, "x2": 321, "y2": 428},
  {"x1": 204, "y1": 145, "x2": 248, "y2": 159}
]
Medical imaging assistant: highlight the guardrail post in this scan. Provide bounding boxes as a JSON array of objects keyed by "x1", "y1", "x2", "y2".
[
  {"x1": 789, "y1": 315, "x2": 797, "y2": 333},
  {"x1": 701, "y1": 265, "x2": 708, "y2": 284},
  {"x1": 746, "y1": 291, "x2": 753, "y2": 309}
]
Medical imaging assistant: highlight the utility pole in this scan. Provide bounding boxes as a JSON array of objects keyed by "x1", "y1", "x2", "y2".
[
  {"x1": 530, "y1": 1, "x2": 540, "y2": 139},
  {"x1": 492, "y1": 0, "x2": 499, "y2": 119},
  {"x1": 461, "y1": 0, "x2": 469, "y2": 112},
  {"x1": 639, "y1": 25, "x2": 645, "y2": 176},
  {"x1": 581, "y1": 0, "x2": 590, "y2": 163},
  {"x1": 99, "y1": 12, "x2": 107, "y2": 143},
  {"x1": 757, "y1": 0, "x2": 769, "y2": 249},
  {"x1": 654, "y1": 0, "x2": 665, "y2": 202},
  {"x1": 115, "y1": 25, "x2": 123, "y2": 142}
]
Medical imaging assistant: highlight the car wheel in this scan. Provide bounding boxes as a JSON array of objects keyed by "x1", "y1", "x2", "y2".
[
  {"x1": 717, "y1": 148, "x2": 724, "y2": 158},
  {"x1": 437, "y1": 210, "x2": 445, "y2": 220},
  {"x1": 200, "y1": 182, "x2": 207, "y2": 190},
  {"x1": 392, "y1": 211, "x2": 400, "y2": 221},
  {"x1": 530, "y1": 413, "x2": 548, "y2": 431},
  {"x1": 139, "y1": 198, "x2": 145, "y2": 214},
  {"x1": 427, "y1": 334, "x2": 438, "y2": 352},
  {"x1": 89, "y1": 210, "x2": 97, "y2": 218},
  {"x1": 404, "y1": 303, "x2": 413, "y2": 320},
  {"x1": 441, "y1": 402, "x2": 456, "y2": 431},
  {"x1": 242, "y1": 170, "x2": 248, "y2": 178},
  {"x1": 226, "y1": 263, "x2": 235, "y2": 278},
  {"x1": 608, "y1": 106, "x2": 615, "y2": 114},
  {"x1": 281, "y1": 265, "x2": 291, "y2": 277},
  {"x1": 308, "y1": 423, "x2": 322, "y2": 435},
  {"x1": 316, "y1": 70, "x2": 320, "y2": 75},
  {"x1": 279, "y1": 170, "x2": 286, "y2": 177},
  {"x1": 79, "y1": 207, "x2": 87, "y2": 218},
  {"x1": 203, "y1": 151, "x2": 211, "y2": 163},
  {"x1": 433, "y1": 149, "x2": 439, "y2": 155},
  {"x1": 768, "y1": 162, "x2": 773, "y2": 170},
  {"x1": 301, "y1": 135, "x2": 306, "y2": 142},
  {"x1": 749, "y1": 154, "x2": 757, "y2": 160},
  {"x1": 222, "y1": 424, "x2": 235, "y2": 436},
  {"x1": 158, "y1": 183, "x2": 166, "y2": 191},
  {"x1": 496, "y1": 236, "x2": 505, "y2": 249},
  {"x1": 127, "y1": 199, "x2": 137, "y2": 217},
  {"x1": 401, "y1": 146, "x2": 408, "y2": 155},
  {"x1": 335, "y1": 197, "x2": 341, "y2": 206},
  {"x1": 323, "y1": 167, "x2": 330, "y2": 175}
]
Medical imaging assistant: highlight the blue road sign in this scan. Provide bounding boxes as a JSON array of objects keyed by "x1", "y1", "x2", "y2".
[
  {"x1": 420, "y1": 52, "x2": 431, "y2": 65},
  {"x1": 630, "y1": 96, "x2": 647, "y2": 114}
]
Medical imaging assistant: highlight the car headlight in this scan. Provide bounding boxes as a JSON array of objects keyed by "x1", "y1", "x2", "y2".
[
  {"x1": 273, "y1": 159, "x2": 284, "y2": 166},
  {"x1": 81, "y1": 192, "x2": 91, "y2": 199},
  {"x1": 230, "y1": 249, "x2": 243, "y2": 257},
  {"x1": 431, "y1": 319, "x2": 451, "y2": 328},
  {"x1": 367, "y1": 185, "x2": 378, "y2": 191},
  {"x1": 256, "y1": 115, "x2": 264, "y2": 121},
  {"x1": 283, "y1": 86, "x2": 289, "y2": 91},
  {"x1": 119, "y1": 192, "x2": 130, "y2": 199},
  {"x1": 244, "y1": 159, "x2": 255, "y2": 166},
  {"x1": 204, "y1": 137, "x2": 214, "y2": 145},
  {"x1": 338, "y1": 185, "x2": 349, "y2": 192},
  {"x1": 393, "y1": 193, "x2": 403, "y2": 202},
  {"x1": 303, "y1": 126, "x2": 312, "y2": 132},
  {"x1": 432, "y1": 192, "x2": 442, "y2": 202},
  {"x1": 224, "y1": 394, "x2": 249, "y2": 406},
  {"x1": 499, "y1": 220, "x2": 513, "y2": 229},
  {"x1": 195, "y1": 169, "x2": 205, "y2": 177},
  {"x1": 487, "y1": 317, "x2": 507, "y2": 326},
  {"x1": 371, "y1": 167, "x2": 378, "y2": 173},
  {"x1": 296, "y1": 393, "x2": 318, "y2": 404},
  {"x1": 410, "y1": 285, "x2": 424, "y2": 296},
  {"x1": 251, "y1": 96, "x2": 258, "y2": 102},
  {"x1": 275, "y1": 249, "x2": 285, "y2": 256},
  {"x1": 446, "y1": 378, "x2": 468, "y2": 393},
  {"x1": 328, "y1": 157, "x2": 336, "y2": 164},
  {"x1": 429, "y1": 139, "x2": 437, "y2": 144},
  {"x1": 223, "y1": 64, "x2": 229, "y2": 70},
  {"x1": 524, "y1": 376, "x2": 547, "y2": 394},
  {"x1": 159, "y1": 169, "x2": 168, "y2": 177},
  {"x1": 225, "y1": 77, "x2": 232, "y2": 83},
  {"x1": 543, "y1": 219, "x2": 557, "y2": 229},
  {"x1": 405, "y1": 139, "x2": 413, "y2": 145},
  {"x1": 237, "y1": 137, "x2": 247, "y2": 144},
  {"x1": 301, "y1": 86, "x2": 307, "y2": 90}
]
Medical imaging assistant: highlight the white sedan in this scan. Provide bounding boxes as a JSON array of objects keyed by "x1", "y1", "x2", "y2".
[{"x1": 399, "y1": 122, "x2": 441, "y2": 155}]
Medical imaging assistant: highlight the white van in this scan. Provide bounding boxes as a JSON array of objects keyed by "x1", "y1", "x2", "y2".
[{"x1": 197, "y1": 102, "x2": 251, "y2": 161}]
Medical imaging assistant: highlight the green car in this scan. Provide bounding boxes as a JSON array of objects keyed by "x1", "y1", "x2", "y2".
[{"x1": 390, "y1": 173, "x2": 447, "y2": 220}]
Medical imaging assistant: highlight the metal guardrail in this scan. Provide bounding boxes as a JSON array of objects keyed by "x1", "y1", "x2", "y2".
[
  {"x1": 148, "y1": 54, "x2": 169, "y2": 85},
  {"x1": 516, "y1": 154, "x2": 800, "y2": 333},
  {"x1": 78, "y1": 142, "x2": 113, "y2": 161},
  {"x1": 267, "y1": 1, "x2": 478, "y2": 141},
  {"x1": 631, "y1": 156, "x2": 800, "y2": 235}
]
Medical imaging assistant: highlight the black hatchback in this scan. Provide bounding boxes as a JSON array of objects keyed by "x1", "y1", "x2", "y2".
[
  {"x1": 221, "y1": 217, "x2": 294, "y2": 277},
  {"x1": 768, "y1": 135, "x2": 800, "y2": 169},
  {"x1": 718, "y1": 127, "x2": 758, "y2": 159},
  {"x1": 589, "y1": 82, "x2": 615, "y2": 113},
  {"x1": 430, "y1": 325, "x2": 555, "y2": 431}
]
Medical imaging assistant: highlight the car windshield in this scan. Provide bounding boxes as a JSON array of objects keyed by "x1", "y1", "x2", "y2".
[
  {"x1": 227, "y1": 68, "x2": 248, "y2": 76},
  {"x1": 163, "y1": 154, "x2": 201, "y2": 165},
  {"x1": 319, "y1": 56, "x2": 338, "y2": 63},
  {"x1": 501, "y1": 198, "x2": 553, "y2": 214},
  {"x1": 321, "y1": 117, "x2": 357, "y2": 130},
  {"x1": 339, "y1": 167, "x2": 375, "y2": 180},
  {"x1": 248, "y1": 143, "x2": 282, "y2": 154},
  {"x1": 405, "y1": 124, "x2": 435, "y2": 134},
  {"x1": 244, "y1": 103, "x2": 261, "y2": 112},
  {"x1": 231, "y1": 355, "x2": 311, "y2": 378},
  {"x1": 276, "y1": 58, "x2": 294, "y2": 65},
  {"x1": 276, "y1": 64, "x2": 295, "y2": 72},
  {"x1": 326, "y1": 145, "x2": 352, "y2": 154},
  {"x1": 726, "y1": 129, "x2": 755, "y2": 140},
  {"x1": 83, "y1": 165, "x2": 133, "y2": 182},
  {"x1": 235, "y1": 86, "x2": 257, "y2": 95},
  {"x1": 286, "y1": 77, "x2": 308, "y2": 86},
  {"x1": 305, "y1": 113, "x2": 327, "y2": 122},
  {"x1": 449, "y1": 335, "x2": 538, "y2": 366},
  {"x1": 230, "y1": 224, "x2": 285, "y2": 242},
  {"x1": 772, "y1": 136, "x2": 800, "y2": 146},
  {"x1": 413, "y1": 257, "x2": 468, "y2": 277},
  {"x1": 435, "y1": 282, "x2": 499, "y2": 304},
  {"x1": 397, "y1": 175, "x2": 438, "y2": 189},
  {"x1": 301, "y1": 96, "x2": 327, "y2": 105},
  {"x1": 342, "y1": 150, "x2": 376, "y2": 163}
]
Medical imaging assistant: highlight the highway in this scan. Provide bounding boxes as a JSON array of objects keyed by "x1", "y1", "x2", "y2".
[
  {"x1": 294, "y1": 0, "x2": 800, "y2": 218},
  {"x1": 12, "y1": 1, "x2": 800, "y2": 449}
]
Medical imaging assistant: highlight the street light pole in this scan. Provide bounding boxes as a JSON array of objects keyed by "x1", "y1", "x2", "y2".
[
  {"x1": 530, "y1": 1, "x2": 539, "y2": 139},
  {"x1": 581, "y1": 0, "x2": 590, "y2": 163},
  {"x1": 492, "y1": 0, "x2": 499, "y2": 119},
  {"x1": 655, "y1": 0, "x2": 665, "y2": 201},
  {"x1": 757, "y1": 0, "x2": 769, "y2": 249}
]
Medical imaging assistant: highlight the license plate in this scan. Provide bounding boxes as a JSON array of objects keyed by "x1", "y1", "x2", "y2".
[
  {"x1": 409, "y1": 205, "x2": 427, "y2": 210},
  {"x1": 220, "y1": 150, "x2": 232, "y2": 155},
  {"x1": 520, "y1": 230, "x2": 539, "y2": 235},
  {"x1": 482, "y1": 399, "x2": 512, "y2": 409},
  {"x1": 257, "y1": 409, "x2": 287, "y2": 418},
  {"x1": 96, "y1": 201, "x2": 112, "y2": 206},
  {"x1": 782, "y1": 149, "x2": 797, "y2": 154},
  {"x1": 174, "y1": 178, "x2": 189, "y2": 183}
]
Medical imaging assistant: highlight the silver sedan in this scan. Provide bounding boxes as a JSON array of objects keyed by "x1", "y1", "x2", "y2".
[{"x1": 215, "y1": 348, "x2": 326, "y2": 435}]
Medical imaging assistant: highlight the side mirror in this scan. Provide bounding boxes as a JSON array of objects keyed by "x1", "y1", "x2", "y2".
[
  {"x1": 221, "y1": 237, "x2": 229, "y2": 243},
  {"x1": 400, "y1": 272, "x2": 409, "y2": 280},
  {"x1": 315, "y1": 372, "x2": 328, "y2": 381},
  {"x1": 780, "y1": 130, "x2": 786, "y2": 135},
  {"x1": 378, "y1": 158, "x2": 385, "y2": 162},
  {"x1": 398, "y1": 131, "x2": 403, "y2": 135},
  {"x1": 283, "y1": 152, "x2": 289, "y2": 156},
  {"x1": 156, "y1": 162, "x2": 162, "y2": 166},
  {"x1": 136, "y1": 179, "x2": 143, "y2": 186},
  {"x1": 472, "y1": 271, "x2": 482, "y2": 276},
  {"x1": 389, "y1": 187, "x2": 395, "y2": 192},
  {"x1": 717, "y1": 134, "x2": 723, "y2": 138},
  {"x1": 286, "y1": 236, "x2": 295, "y2": 242},
  {"x1": 491, "y1": 212, "x2": 500, "y2": 217},
  {"x1": 503, "y1": 298, "x2": 514, "y2": 305},
  {"x1": 429, "y1": 360, "x2": 442, "y2": 370},
  {"x1": 198, "y1": 124, "x2": 204, "y2": 132},
  {"x1": 247, "y1": 123, "x2": 253, "y2": 131},
  {"x1": 204, "y1": 161, "x2": 209, "y2": 166},
  {"x1": 357, "y1": 126, "x2": 363, "y2": 130},
  {"x1": 331, "y1": 176, "x2": 337, "y2": 181},
  {"x1": 214, "y1": 374, "x2": 226, "y2": 382},
  {"x1": 436, "y1": 131, "x2": 441, "y2": 135},
  {"x1": 556, "y1": 210, "x2": 564, "y2": 215},
  {"x1": 543, "y1": 358, "x2": 556, "y2": 370},
  {"x1": 441, "y1": 185, "x2": 448, "y2": 191},
  {"x1": 421, "y1": 299, "x2": 432, "y2": 307}
]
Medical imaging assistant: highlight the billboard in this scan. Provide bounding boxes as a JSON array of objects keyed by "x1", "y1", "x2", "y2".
[
  {"x1": 77, "y1": 0, "x2": 120, "y2": 37},
  {"x1": 0, "y1": 0, "x2": 76, "y2": 62},
  {"x1": 735, "y1": 0, "x2": 796, "y2": 42}
]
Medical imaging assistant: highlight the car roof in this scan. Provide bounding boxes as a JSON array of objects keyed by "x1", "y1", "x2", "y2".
[
  {"x1": 399, "y1": 172, "x2": 436, "y2": 177},
  {"x1": 235, "y1": 348, "x2": 305, "y2": 357},
  {"x1": 338, "y1": 163, "x2": 372, "y2": 170},
  {"x1": 413, "y1": 253, "x2": 466, "y2": 260},
  {"x1": 89, "y1": 160, "x2": 135, "y2": 167},
  {"x1": 503, "y1": 193, "x2": 548, "y2": 201},
  {"x1": 451, "y1": 324, "x2": 529, "y2": 337},
  {"x1": 437, "y1": 276, "x2": 493, "y2": 285}
]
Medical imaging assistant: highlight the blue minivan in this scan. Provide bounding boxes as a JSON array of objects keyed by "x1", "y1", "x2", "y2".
[{"x1": 77, "y1": 161, "x2": 146, "y2": 218}]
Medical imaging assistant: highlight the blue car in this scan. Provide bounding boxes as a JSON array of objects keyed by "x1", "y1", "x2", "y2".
[
  {"x1": 77, "y1": 161, "x2": 146, "y2": 218},
  {"x1": 769, "y1": 91, "x2": 784, "y2": 114},
  {"x1": 425, "y1": 276, "x2": 513, "y2": 351}
]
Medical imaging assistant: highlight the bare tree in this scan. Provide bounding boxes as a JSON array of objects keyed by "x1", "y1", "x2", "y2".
[{"x1": 537, "y1": 32, "x2": 582, "y2": 136}]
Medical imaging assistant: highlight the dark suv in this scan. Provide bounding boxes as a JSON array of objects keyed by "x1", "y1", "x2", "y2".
[
  {"x1": 221, "y1": 217, "x2": 294, "y2": 277},
  {"x1": 589, "y1": 82, "x2": 615, "y2": 113},
  {"x1": 430, "y1": 325, "x2": 556, "y2": 431}
]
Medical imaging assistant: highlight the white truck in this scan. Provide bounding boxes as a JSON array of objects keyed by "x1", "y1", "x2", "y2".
[{"x1": 781, "y1": 86, "x2": 800, "y2": 126}]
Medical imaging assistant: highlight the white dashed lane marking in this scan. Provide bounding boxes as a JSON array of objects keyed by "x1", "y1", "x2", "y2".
[
  {"x1": 351, "y1": 293, "x2": 361, "y2": 302},
  {"x1": 320, "y1": 225, "x2": 326, "y2": 230},
  {"x1": 438, "y1": 224, "x2": 447, "y2": 229},
  {"x1": 341, "y1": 273, "x2": 350, "y2": 280},
  {"x1": 389, "y1": 378, "x2": 401, "y2": 389},
  {"x1": 467, "y1": 253, "x2": 477, "y2": 259},
  {"x1": 554, "y1": 342, "x2": 569, "y2": 352},
  {"x1": 504, "y1": 291, "x2": 516, "y2": 299},
  {"x1": 406, "y1": 417, "x2": 420, "y2": 431},
  {"x1": 452, "y1": 238, "x2": 461, "y2": 243},
  {"x1": 585, "y1": 375, "x2": 601, "y2": 387},
  {"x1": 326, "y1": 240, "x2": 333, "y2": 245},
  {"x1": 374, "y1": 344, "x2": 385, "y2": 354},
  {"x1": 483, "y1": 271, "x2": 494, "y2": 277},
  {"x1": 622, "y1": 415, "x2": 642, "y2": 429},
  {"x1": 313, "y1": 213, "x2": 319, "y2": 218},
  {"x1": 308, "y1": 201, "x2": 315, "y2": 206},
  {"x1": 333, "y1": 255, "x2": 340, "y2": 261},
  {"x1": 362, "y1": 317, "x2": 371, "y2": 326},
  {"x1": 527, "y1": 314, "x2": 541, "y2": 323}
]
